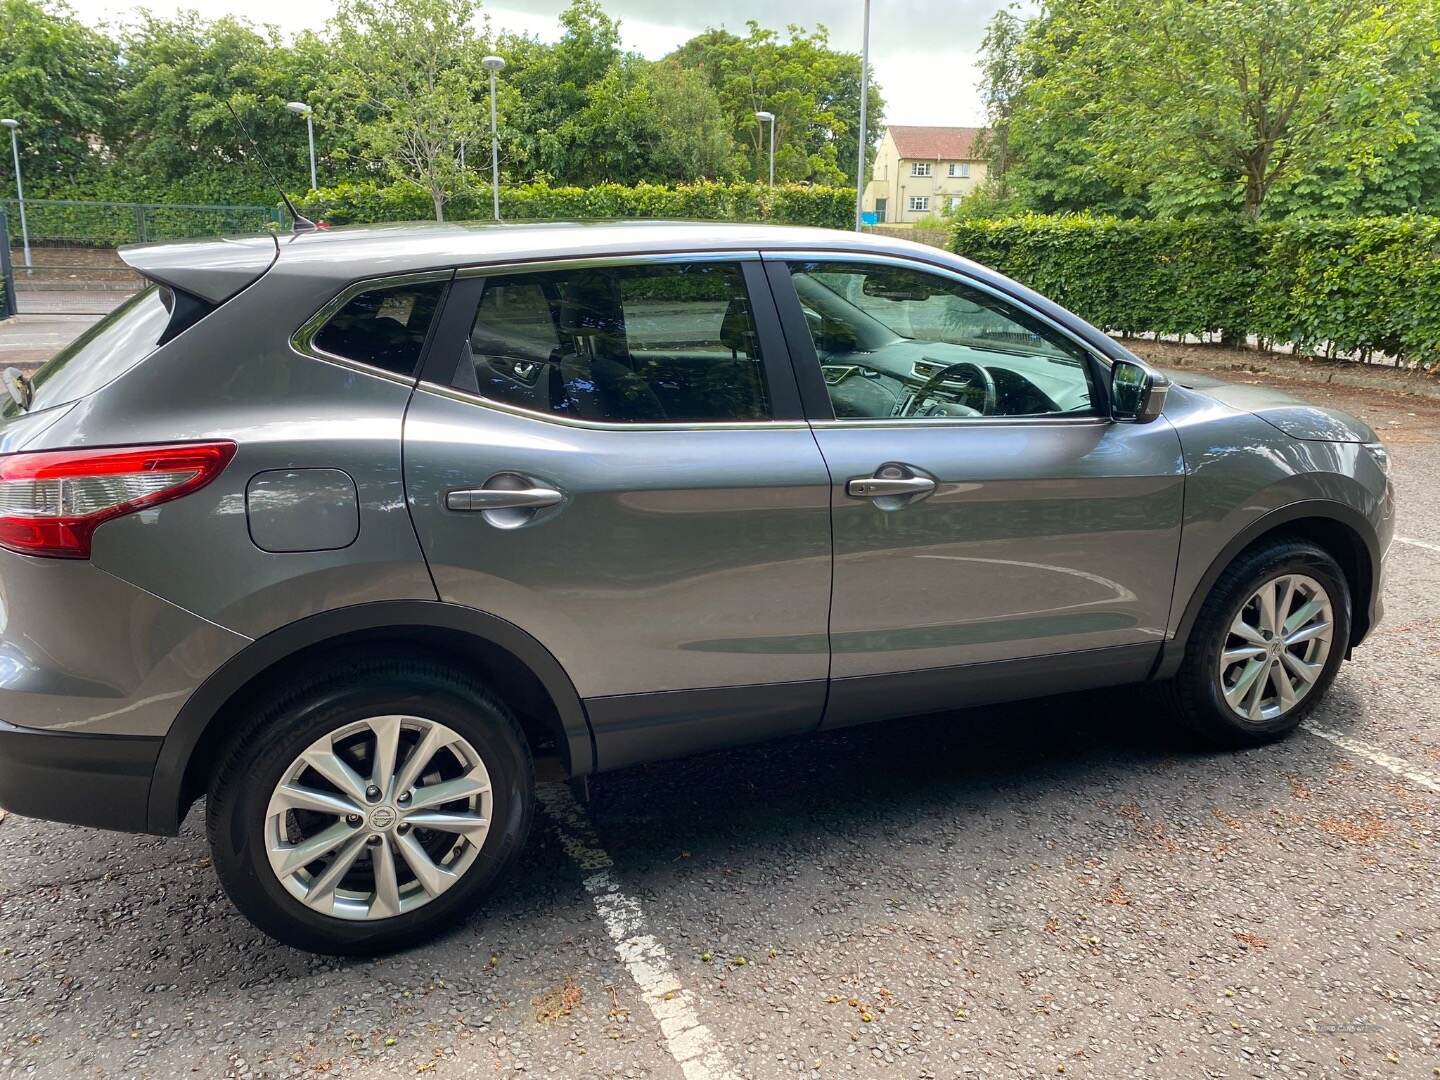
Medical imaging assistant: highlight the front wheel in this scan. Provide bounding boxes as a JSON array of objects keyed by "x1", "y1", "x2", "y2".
[
  {"x1": 1164, "y1": 539, "x2": 1350, "y2": 747},
  {"x1": 206, "y1": 658, "x2": 533, "y2": 954}
]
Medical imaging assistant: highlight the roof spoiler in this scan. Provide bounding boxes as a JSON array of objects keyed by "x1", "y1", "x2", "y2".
[{"x1": 117, "y1": 233, "x2": 280, "y2": 306}]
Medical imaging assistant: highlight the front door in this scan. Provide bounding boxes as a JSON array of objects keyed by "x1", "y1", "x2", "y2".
[
  {"x1": 404, "y1": 255, "x2": 833, "y2": 768},
  {"x1": 875, "y1": 198, "x2": 888, "y2": 223},
  {"x1": 765, "y1": 255, "x2": 1186, "y2": 726}
]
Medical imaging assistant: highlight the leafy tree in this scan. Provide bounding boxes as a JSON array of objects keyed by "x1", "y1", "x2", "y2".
[
  {"x1": 647, "y1": 61, "x2": 733, "y2": 182},
  {"x1": 668, "y1": 22, "x2": 883, "y2": 186},
  {"x1": 976, "y1": 5, "x2": 1024, "y2": 199},
  {"x1": 326, "y1": 0, "x2": 487, "y2": 220},
  {"x1": 111, "y1": 13, "x2": 331, "y2": 203},
  {"x1": 0, "y1": 0, "x2": 118, "y2": 193},
  {"x1": 1015, "y1": 0, "x2": 1439, "y2": 217}
]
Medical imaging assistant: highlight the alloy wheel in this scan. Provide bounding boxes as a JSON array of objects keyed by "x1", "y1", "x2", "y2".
[
  {"x1": 1218, "y1": 573, "x2": 1334, "y2": 724},
  {"x1": 264, "y1": 715, "x2": 492, "y2": 920}
]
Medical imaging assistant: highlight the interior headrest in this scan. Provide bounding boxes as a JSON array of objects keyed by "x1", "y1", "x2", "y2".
[
  {"x1": 557, "y1": 271, "x2": 624, "y2": 337},
  {"x1": 719, "y1": 296, "x2": 754, "y2": 354}
]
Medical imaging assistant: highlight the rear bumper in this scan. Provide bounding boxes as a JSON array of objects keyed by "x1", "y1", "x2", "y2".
[{"x1": 0, "y1": 719, "x2": 159, "y2": 832}]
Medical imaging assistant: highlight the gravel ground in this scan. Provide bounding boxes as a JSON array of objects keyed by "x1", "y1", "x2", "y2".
[{"x1": 0, "y1": 361, "x2": 1437, "y2": 1079}]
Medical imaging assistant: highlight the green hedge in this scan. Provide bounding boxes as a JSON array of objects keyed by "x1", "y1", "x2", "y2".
[
  {"x1": 294, "y1": 180, "x2": 854, "y2": 230},
  {"x1": 952, "y1": 213, "x2": 1440, "y2": 366}
]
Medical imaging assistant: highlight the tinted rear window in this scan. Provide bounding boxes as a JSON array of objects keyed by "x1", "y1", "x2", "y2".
[
  {"x1": 311, "y1": 282, "x2": 445, "y2": 377},
  {"x1": 2, "y1": 286, "x2": 173, "y2": 419}
]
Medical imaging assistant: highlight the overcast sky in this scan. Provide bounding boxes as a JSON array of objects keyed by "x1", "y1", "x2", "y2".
[{"x1": 63, "y1": 0, "x2": 1023, "y2": 127}]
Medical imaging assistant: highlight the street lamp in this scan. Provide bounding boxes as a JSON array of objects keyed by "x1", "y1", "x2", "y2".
[
  {"x1": 754, "y1": 110, "x2": 775, "y2": 187},
  {"x1": 1, "y1": 119, "x2": 30, "y2": 269},
  {"x1": 285, "y1": 102, "x2": 318, "y2": 192},
  {"x1": 854, "y1": 0, "x2": 871, "y2": 231},
  {"x1": 481, "y1": 55, "x2": 506, "y2": 221}
]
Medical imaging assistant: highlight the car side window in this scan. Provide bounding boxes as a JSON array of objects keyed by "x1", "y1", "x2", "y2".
[
  {"x1": 311, "y1": 281, "x2": 446, "y2": 377},
  {"x1": 461, "y1": 262, "x2": 771, "y2": 424},
  {"x1": 785, "y1": 261, "x2": 1096, "y2": 421}
]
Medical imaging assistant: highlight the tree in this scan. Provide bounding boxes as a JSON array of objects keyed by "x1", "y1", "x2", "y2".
[
  {"x1": 648, "y1": 61, "x2": 733, "y2": 181},
  {"x1": 1017, "y1": 0, "x2": 1438, "y2": 217},
  {"x1": 326, "y1": 0, "x2": 487, "y2": 220},
  {"x1": 976, "y1": 5, "x2": 1024, "y2": 199},
  {"x1": 112, "y1": 13, "x2": 331, "y2": 203},
  {"x1": 668, "y1": 23, "x2": 884, "y2": 186},
  {"x1": 0, "y1": 0, "x2": 118, "y2": 193}
]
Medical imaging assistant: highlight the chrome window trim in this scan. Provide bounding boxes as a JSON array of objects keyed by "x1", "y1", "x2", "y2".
[
  {"x1": 291, "y1": 269, "x2": 455, "y2": 386},
  {"x1": 426, "y1": 249, "x2": 805, "y2": 432},
  {"x1": 764, "y1": 248, "x2": 1116, "y2": 428}
]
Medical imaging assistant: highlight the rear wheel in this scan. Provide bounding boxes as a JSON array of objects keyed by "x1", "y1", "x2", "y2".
[
  {"x1": 207, "y1": 658, "x2": 532, "y2": 953},
  {"x1": 1165, "y1": 539, "x2": 1349, "y2": 747}
]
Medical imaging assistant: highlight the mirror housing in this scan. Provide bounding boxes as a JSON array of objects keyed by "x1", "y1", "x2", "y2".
[{"x1": 1110, "y1": 359, "x2": 1168, "y2": 423}]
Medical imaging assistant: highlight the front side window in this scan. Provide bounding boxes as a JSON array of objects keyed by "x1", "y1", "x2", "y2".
[
  {"x1": 462, "y1": 261, "x2": 771, "y2": 424},
  {"x1": 908, "y1": 196, "x2": 930, "y2": 212},
  {"x1": 311, "y1": 281, "x2": 446, "y2": 377},
  {"x1": 949, "y1": 162, "x2": 971, "y2": 178},
  {"x1": 911, "y1": 162, "x2": 932, "y2": 177},
  {"x1": 786, "y1": 261, "x2": 1096, "y2": 421}
]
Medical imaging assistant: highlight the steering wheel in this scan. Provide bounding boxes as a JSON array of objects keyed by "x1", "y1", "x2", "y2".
[{"x1": 900, "y1": 360, "x2": 997, "y2": 418}]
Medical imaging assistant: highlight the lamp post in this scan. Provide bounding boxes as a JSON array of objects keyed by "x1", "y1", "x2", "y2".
[
  {"x1": 1, "y1": 119, "x2": 30, "y2": 269},
  {"x1": 754, "y1": 111, "x2": 775, "y2": 187},
  {"x1": 285, "y1": 102, "x2": 317, "y2": 192},
  {"x1": 481, "y1": 55, "x2": 506, "y2": 221},
  {"x1": 854, "y1": 0, "x2": 871, "y2": 231}
]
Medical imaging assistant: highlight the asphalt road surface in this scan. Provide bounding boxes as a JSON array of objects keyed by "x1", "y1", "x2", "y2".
[{"x1": 0, "y1": 368, "x2": 1436, "y2": 1079}]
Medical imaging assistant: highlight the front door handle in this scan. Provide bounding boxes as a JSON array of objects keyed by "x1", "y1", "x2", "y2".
[
  {"x1": 847, "y1": 476, "x2": 936, "y2": 498},
  {"x1": 446, "y1": 487, "x2": 563, "y2": 511}
]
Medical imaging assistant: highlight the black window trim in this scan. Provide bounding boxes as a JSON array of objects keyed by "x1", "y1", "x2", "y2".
[
  {"x1": 417, "y1": 251, "x2": 808, "y2": 429},
  {"x1": 761, "y1": 250, "x2": 1117, "y2": 426},
  {"x1": 291, "y1": 269, "x2": 455, "y2": 386}
]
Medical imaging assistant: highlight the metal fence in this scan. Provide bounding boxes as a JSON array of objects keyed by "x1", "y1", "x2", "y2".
[
  {"x1": 1, "y1": 207, "x2": 14, "y2": 319},
  {"x1": 3, "y1": 198, "x2": 282, "y2": 247}
]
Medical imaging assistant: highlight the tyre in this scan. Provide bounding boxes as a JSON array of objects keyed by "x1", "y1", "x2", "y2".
[
  {"x1": 206, "y1": 657, "x2": 533, "y2": 954},
  {"x1": 1164, "y1": 538, "x2": 1350, "y2": 748}
]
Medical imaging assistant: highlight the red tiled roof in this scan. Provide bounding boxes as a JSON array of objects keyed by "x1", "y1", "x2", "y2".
[{"x1": 888, "y1": 125, "x2": 986, "y2": 161}]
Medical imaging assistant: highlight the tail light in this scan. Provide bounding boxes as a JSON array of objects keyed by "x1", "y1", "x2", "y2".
[{"x1": 0, "y1": 441, "x2": 236, "y2": 558}]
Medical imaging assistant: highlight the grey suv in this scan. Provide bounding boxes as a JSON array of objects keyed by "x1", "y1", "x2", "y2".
[{"x1": 0, "y1": 222, "x2": 1392, "y2": 952}]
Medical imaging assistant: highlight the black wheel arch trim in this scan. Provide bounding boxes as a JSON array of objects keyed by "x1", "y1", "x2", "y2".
[
  {"x1": 1155, "y1": 499, "x2": 1381, "y2": 680},
  {"x1": 147, "y1": 599, "x2": 594, "y2": 835}
]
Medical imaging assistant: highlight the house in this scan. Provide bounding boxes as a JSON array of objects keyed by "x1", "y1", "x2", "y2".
[{"x1": 862, "y1": 125, "x2": 988, "y2": 224}]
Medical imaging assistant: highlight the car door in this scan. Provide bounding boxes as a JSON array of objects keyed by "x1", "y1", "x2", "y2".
[
  {"x1": 404, "y1": 254, "x2": 833, "y2": 769},
  {"x1": 762, "y1": 253, "x2": 1186, "y2": 727}
]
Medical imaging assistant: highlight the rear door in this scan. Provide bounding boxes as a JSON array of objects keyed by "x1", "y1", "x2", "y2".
[
  {"x1": 764, "y1": 253, "x2": 1186, "y2": 726},
  {"x1": 404, "y1": 254, "x2": 833, "y2": 769}
]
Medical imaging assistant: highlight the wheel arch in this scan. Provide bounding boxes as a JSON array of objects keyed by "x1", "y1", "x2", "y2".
[
  {"x1": 146, "y1": 601, "x2": 594, "y2": 835},
  {"x1": 1156, "y1": 500, "x2": 1379, "y2": 681}
]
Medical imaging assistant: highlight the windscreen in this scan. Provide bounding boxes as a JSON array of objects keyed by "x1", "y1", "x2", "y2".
[{"x1": 2, "y1": 286, "x2": 175, "y2": 419}]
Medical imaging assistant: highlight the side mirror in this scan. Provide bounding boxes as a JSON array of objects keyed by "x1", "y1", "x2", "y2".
[{"x1": 1110, "y1": 359, "x2": 1168, "y2": 423}]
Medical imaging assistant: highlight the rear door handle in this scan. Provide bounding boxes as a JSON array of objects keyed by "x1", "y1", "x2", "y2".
[
  {"x1": 847, "y1": 476, "x2": 936, "y2": 498},
  {"x1": 446, "y1": 487, "x2": 563, "y2": 511}
]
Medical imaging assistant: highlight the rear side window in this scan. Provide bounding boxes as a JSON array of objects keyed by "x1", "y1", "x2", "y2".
[
  {"x1": 461, "y1": 262, "x2": 771, "y2": 424},
  {"x1": 311, "y1": 281, "x2": 445, "y2": 377},
  {"x1": 2, "y1": 286, "x2": 175, "y2": 419}
]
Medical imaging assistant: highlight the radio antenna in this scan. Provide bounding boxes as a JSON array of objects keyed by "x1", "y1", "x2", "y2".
[{"x1": 225, "y1": 100, "x2": 318, "y2": 233}]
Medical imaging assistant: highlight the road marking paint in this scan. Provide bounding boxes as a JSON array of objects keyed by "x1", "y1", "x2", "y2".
[
  {"x1": 1303, "y1": 724, "x2": 1440, "y2": 795},
  {"x1": 536, "y1": 782, "x2": 738, "y2": 1080},
  {"x1": 1394, "y1": 535, "x2": 1440, "y2": 556}
]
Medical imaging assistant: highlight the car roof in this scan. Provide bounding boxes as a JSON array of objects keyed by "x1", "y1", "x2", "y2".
[
  {"x1": 123, "y1": 219, "x2": 964, "y2": 302},
  {"x1": 269, "y1": 219, "x2": 950, "y2": 274}
]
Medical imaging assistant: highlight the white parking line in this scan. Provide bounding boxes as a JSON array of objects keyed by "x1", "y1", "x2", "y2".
[
  {"x1": 1303, "y1": 724, "x2": 1440, "y2": 795},
  {"x1": 1395, "y1": 535, "x2": 1440, "y2": 555},
  {"x1": 536, "y1": 782, "x2": 738, "y2": 1080}
]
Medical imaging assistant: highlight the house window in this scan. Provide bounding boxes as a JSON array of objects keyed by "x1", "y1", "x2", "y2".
[
  {"x1": 910, "y1": 162, "x2": 932, "y2": 177},
  {"x1": 949, "y1": 162, "x2": 970, "y2": 178},
  {"x1": 908, "y1": 196, "x2": 930, "y2": 212},
  {"x1": 948, "y1": 195, "x2": 963, "y2": 210}
]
